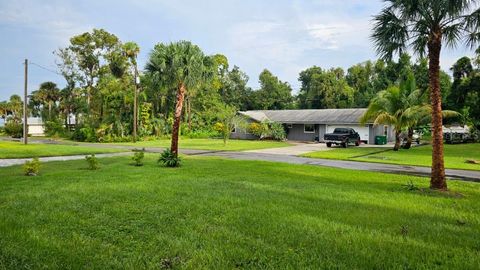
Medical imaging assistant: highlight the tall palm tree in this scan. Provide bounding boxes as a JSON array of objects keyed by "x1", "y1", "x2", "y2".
[
  {"x1": 371, "y1": 0, "x2": 480, "y2": 190},
  {"x1": 123, "y1": 42, "x2": 141, "y2": 142},
  {"x1": 145, "y1": 41, "x2": 213, "y2": 158},
  {"x1": 37, "y1": 82, "x2": 61, "y2": 119}
]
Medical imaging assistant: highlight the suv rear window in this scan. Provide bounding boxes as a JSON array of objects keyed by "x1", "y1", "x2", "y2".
[{"x1": 333, "y1": 128, "x2": 350, "y2": 133}]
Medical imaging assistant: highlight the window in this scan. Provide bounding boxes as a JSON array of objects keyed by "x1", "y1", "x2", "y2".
[
  {"x1": 304, "y1": 124, "x2": 315, "y2": 133},
  {"x1": 232, "y1": 126, "x2": 236, "y2": 133},
  {"x1": 383, "y1": 125, "x2": 388, "y2": 136}
]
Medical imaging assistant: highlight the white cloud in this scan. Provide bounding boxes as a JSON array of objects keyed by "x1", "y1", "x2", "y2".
[{"x1": 0, "y1": 0, "x2": 90, "y2": 45}]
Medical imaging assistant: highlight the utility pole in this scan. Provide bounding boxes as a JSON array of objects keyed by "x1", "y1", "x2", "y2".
[
  {"x1": 23, "y1": 59, "x2": 28, "y2": 145},
  {"x1": 133, "y1": 67, "x2": 139, "y2": 142}
]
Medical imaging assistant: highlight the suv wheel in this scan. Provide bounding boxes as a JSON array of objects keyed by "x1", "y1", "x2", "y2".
[{"x1": 326, "y1": 142, "x2": 332, "y2": 147}]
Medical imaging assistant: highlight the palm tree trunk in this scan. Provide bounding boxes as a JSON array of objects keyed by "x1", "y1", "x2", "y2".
[
  {"x1": 48, "y1": 102, "x2": 52, "y2": 119},
  {"x1": 393, "y1": 129, "x2": 401, "y2": 151},
  {"x1": 403, "y1": 127, "x2": 414, "y2": 149},
  {"x1": 171, "y1": 83, "x2": 186, "y2": 157},
  {"x1": 187, "y1": 97, "x2": 192, "y2": 131},
  {"x1": 428, "y1": 30, "x2": 447, "y2": 190}
]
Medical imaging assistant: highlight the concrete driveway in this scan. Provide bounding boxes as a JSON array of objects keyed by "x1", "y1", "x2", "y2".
[{"x1": 244, "y1": 142, "x2": 331, "y2": 155}]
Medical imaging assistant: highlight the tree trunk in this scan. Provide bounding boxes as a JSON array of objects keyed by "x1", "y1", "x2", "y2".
[
  {"x1": 428, "y1": 29, "x2": 447, "y2": 190},
  {"x1": 403, "y1": 127, "x2": 414, "y2": 149},
  {"x1": 187, "y1": 97, "x2": 192, "y2": 131},
  {"x1": 48, "y1": 102, "x2": 52, "y2": 119},
  {"x1": 171, "y1": 83, "x2": 186, "y2": 157},
  {"x1": 393, "y1": 129, "x2": 401, "y2": 151}
]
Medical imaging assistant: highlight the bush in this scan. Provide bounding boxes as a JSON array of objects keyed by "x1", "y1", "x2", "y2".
[
  {"x1": 23, "y1": 158, "x2": 40, "y2": 176},
  {"x1": 184, "y1": 129, "x2": 219, "y2": 139},
  {"x1": 248, "y1": 121, "x2": 286, "y2": 141},
  {"x1": 269, "y1": 121, "x2": 286, "y2": 141},
  {"x1": 5, "y1": 122, "x2": 23, "y2": 138},
  {"x1": 132, "y1": 150, "x2": 145, "y2": 166},
  {"x1": 45, "y1": 120, "x2": 65, "y2": 137},
  {"x1": 158, "y1": 149, "x2": 181, "y2": 167},
  {"x1": 85, "y1": 154, "x2": 99, "y2": 170},
  {"x1": 248, "y1": 122, "x2": 264, "y2": 137},
  {"x1": 71, "y1": 126, "x2": 96, "y2": 142}
]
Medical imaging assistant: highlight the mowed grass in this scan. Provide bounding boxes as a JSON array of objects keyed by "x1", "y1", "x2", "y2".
[
  {"x1": 303, "y1": 143, "x2": 480, "y2": 171},
  {"x1": 112, "y1": 138, "x2": 291, "y2": 151},
  {"x1": 1, "y1": 155, "x2": 479, "y2": 269},
  {"x1": 0, "y1": 141, "x2": 124, "y2": 159}
]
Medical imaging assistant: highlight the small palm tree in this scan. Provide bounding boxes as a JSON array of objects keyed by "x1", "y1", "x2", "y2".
[
  {"x1": 145, "y1": 41, "x2": 213, "y2": 158},
  {"x1": 361, "y1": 83, "x2": 425, "y2": 151},
  {"x1": 371, "y1": 0, "x2": 480, "y2": 190}
]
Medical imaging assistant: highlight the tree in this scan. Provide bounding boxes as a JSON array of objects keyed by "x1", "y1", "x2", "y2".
[
  {"x1": 361, "y1": 82, "x2": 426, "y2": 151},
  {"x1": 68, "y1": 29, "x2": 120, "y2": 109},
  {"x1": 254, "y1": 69, "x2": 293, "y2": 110},
  {"x1": 371, "y1": 0, "x2": 480, "y2": 190},
  {"x1": 123, "y1": 42, "x2": 141, "y2": 141},
  {"x1": 298, "y1": 67, "x2": 354, "y2": 109},
  {"x1": 146, "y1": 41, "x2": 213, "y2": 158},
  {"x1": 213, "y1": 104, "x2": 244, "y2": 146}
]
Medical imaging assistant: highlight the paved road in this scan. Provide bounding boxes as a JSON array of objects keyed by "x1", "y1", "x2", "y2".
[
  {"x1": 197, "y1": 151, "x2": 480, "y2": 182},
  {"x1": 245, "y1": 142, "x2": 331, "y2": 155}
]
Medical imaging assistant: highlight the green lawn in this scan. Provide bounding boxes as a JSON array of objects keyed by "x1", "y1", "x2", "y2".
[
  {"x1": 302, "y1": 143, "x2": 480, "y2": 171},
  {"x1": 111, "y1": 138, "x2": 291, "y2": 151},
  {"x1": 0, "y1": 141, "x2": 124, "y2": 159},
  {"x1": 0, "y1": 155, "x2": 479, "y2": 269}
]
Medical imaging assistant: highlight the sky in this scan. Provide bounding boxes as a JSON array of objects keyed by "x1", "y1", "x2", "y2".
[{"x1": 0, "y1": 0, "x2": 476, "y2": 100}]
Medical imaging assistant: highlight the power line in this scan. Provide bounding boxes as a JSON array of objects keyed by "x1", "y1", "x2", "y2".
[{"x1": 29, "y1": 61, "x2": 63, "y2": 76}]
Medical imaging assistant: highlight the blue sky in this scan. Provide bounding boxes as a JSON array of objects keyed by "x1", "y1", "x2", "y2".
[{"x1": 0, "y1": 0, "x2": 475, "y2": 100}]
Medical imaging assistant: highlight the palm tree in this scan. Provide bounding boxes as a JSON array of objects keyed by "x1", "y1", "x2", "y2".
[
  {"x1": 371, "y1": 0, "x2": 480, "y2": 190},
  {"x1": 37, "y1": 82, "x2": 61, "y2": 119},
  {"x1": 145, "y1": 41, "x2": 213, "y2": 158},
  {"x1": 361, "y1": 83, "x2": 426, "y2": 151},
  {"x1": 123, "y1": 42, "x2": 141, "y2": 142}
]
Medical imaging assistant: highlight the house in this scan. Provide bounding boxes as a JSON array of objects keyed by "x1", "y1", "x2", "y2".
[
  {"x1": 231, "y1": 108, "x2": 395, "y2": 144},
  {"x1": 27, "y1": 117, "x2": 45, "y2": 136}
]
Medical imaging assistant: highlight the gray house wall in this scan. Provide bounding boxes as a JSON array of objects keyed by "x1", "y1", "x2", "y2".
[{"x1": 286, "y1": 124, "x2": 318, "y2": 141}]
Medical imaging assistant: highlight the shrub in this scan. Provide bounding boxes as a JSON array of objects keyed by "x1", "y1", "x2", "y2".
[
  {"x1": 269, "y1": 121, "x2": 286, "y2": 141},
  {"x1": 248, "y1": 122, "x2": 264, "y2": 137},
  {"x1": 158, "y1": 149, "x2": 181, "y2": 167},
  {"x1": 44, "y1": 120, "x2": 65, "y2": 137},
  {"x1": 71, "y1": 126, "x2": 96, "y2": 142},
  {"x1": 248, "y1": 121, "x2": 286, "y2": 141},
  {"x1": 23, "y1": 158, "x2": 40, "y2": 176},
  {"x1": 85, "y1": 154, "x2": 99, "y2": 170},
  {"x1": 5, "y1": 122, "x2": 23, "y2": 138},
  {"x1": 132, "y1": 150, "x2": 145, "y2": 166}
]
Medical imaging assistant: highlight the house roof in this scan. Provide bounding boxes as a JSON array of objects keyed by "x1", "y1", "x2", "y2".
[{"x1": 239, "y1": 108, "x2": 369, "y2": 124}]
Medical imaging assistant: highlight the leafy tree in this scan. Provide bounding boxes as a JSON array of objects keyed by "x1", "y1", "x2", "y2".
[
  {"x1": 253, "y1": 69, "x2": 293, "y2": 110},
  {"x1": 146, "y1": 41, "x2": 213, "y2": 158},
  {"x1": 298, "y1": 66, "x2": 354, "y2": 109},
  {"x1": 213, "y1": 104, "x2": 244, "y2": 145},
  {"x1": 371, "y1": 0, "x2": 480, "y2": 190},
  {"x1": 68, "y1": 29, "x2": 120, "y2": 109},
  {"x1": 219, "y1": 66, "x2": 253, "y2": 110}
]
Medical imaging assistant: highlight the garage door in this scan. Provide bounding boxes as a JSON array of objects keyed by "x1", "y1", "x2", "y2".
[{"x1": 326, "y1": 125, "x2": 370, "y2": 142}]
